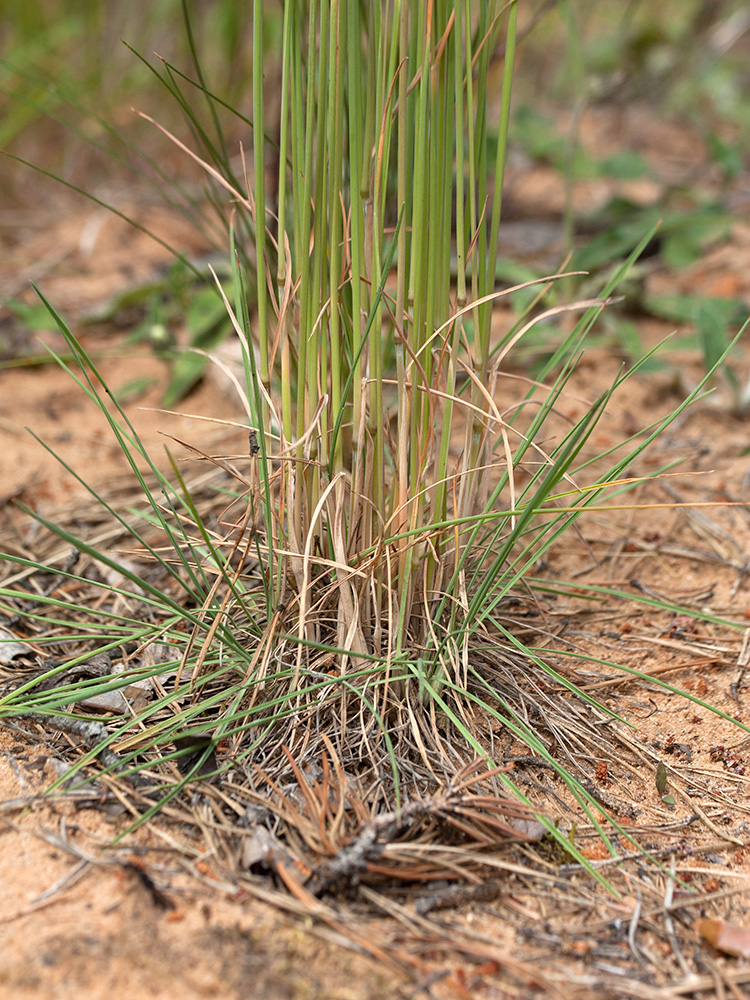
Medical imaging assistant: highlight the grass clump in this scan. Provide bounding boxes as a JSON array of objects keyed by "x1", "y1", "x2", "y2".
[{"x1": 2, "y1": 1, "x2": 746, "y2": 907}]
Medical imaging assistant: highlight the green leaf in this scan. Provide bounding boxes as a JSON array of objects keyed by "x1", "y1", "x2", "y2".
[
  {"x1": 708, "y1": 133, "x2": 743, "y2": 180},
  {"x1": 186, "y1": 286, "x2": 231, "y2": 342},
  {"x1": 697, "y1": 299, "x2": 730, "y2": 373},
  {"x1": 162, "y1": 351, "x2": 208, "y2": 408},
  {"x1": 645, "y1": 294, "x2": 746, "y2": 327},
  {"x1": 513, "y1": 107, "x2": 566, "y2": 163},
  {"x1": 4, "y1": 299, "x2": 58, "y2": 332},
  {"x1": 162, "y1": 286, "x2": 233, "y2": 405},
  {"x1": 572, "y1": 213, "x2": 660, "y2": 271},
  {"x1": 115, "y1": 376, "x2": 159, "y2": 404},
  {"x1": 573, "y1": 203, "x2": 730, "y2": 274},
  {"x1": 660, "y1": 213, "x2": 731, "y2": 270},
  {"x1": 612, "y1": 318, "x2": 665, "y2": 371},
  {"x1": 661, "y1": 232, "x2": 701, "y2": 270},
  {"x1": 655, "y1": 761, "x2": 667, "y2": 796},
  {"x1": 600, "y1": 151, "x2": 647, "y2": 180}
]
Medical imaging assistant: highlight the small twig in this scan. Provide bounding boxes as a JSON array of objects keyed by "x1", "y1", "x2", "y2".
[
  {"x1": 730, "y1": 627, "x2": 750, "y2": 700},
  {"x1": 671, "y1": 781, "x2": 743, "y2": 846},
  {"x1": 664, "y1": 970, "x2": 750, "y2": 999},
  {"x1": 570, "y1": 883, "x2": 747, "y2": 937},
  {"x1": 32, "y1": 858, "x2": 90, "y2": 904},
  {"x1": 663, "y1": 855, "x2": 691, "y2": 977},
  {"x1": 626, "y1": 891, "x2": 649, "y2": 973},
  {"x1": 3, "y1": 712, "x2": 143, "y2": 785},
  {"x1": 0, "y1": 793, "x2": 51, "y2": 813},
  {"x1": 698, "y1": 955, "x2": 727, "y2": 1000},
  {"x1": 414, "y1": 878, "x2": 500, "y2": 915}
]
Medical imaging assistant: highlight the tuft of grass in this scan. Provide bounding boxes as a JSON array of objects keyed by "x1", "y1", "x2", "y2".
[{"x1": 2, "y1": 1, "x2": 749, "y2": 906}]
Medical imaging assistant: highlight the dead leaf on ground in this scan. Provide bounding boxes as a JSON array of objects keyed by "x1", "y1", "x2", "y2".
[
  {"x1": 0, "y1": 627, "x2": 34, "y2": 665},
  {"x1": 697, "y1": 917, "x2": 750, "y2": 959}
]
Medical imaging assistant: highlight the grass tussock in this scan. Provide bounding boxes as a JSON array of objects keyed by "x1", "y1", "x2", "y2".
[{"x1": 2, "y1": 1, "x2": 749, "y2": 928}]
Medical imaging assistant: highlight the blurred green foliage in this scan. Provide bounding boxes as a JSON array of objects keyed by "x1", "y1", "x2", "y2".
[{"x1": 2, "y1": 0, "x2": 748, "y2": 402}]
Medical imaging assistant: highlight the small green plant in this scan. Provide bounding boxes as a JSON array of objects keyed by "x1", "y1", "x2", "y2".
[
  {"x1": 655, "y1": 761, "x2": 675, "y2": 806},
  {"x1": 2, "y1": 1, "x2": 748, "y2": 901},
  {"x1": 509, "y1": 0, "x2": 747, "y2": 387}
]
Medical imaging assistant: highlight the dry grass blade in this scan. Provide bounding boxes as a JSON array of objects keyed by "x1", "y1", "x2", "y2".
[{"x1": 246, "y1": 747, "x2": 542, "y2": 895}]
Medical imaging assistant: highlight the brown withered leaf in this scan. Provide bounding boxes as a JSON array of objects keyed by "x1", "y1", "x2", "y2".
[{"x1": 697, "y1": 917, "x2": 750, "y2": 959}]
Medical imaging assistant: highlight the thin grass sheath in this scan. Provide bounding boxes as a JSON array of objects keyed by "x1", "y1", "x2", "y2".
[{"x1": 2, "y1": 1, "x2": 749, "y2": 920}]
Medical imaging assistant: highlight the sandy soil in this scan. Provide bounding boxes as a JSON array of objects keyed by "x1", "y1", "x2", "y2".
[{"x1": 2, "y1": 101, "x2": 750, "y2": 999}]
